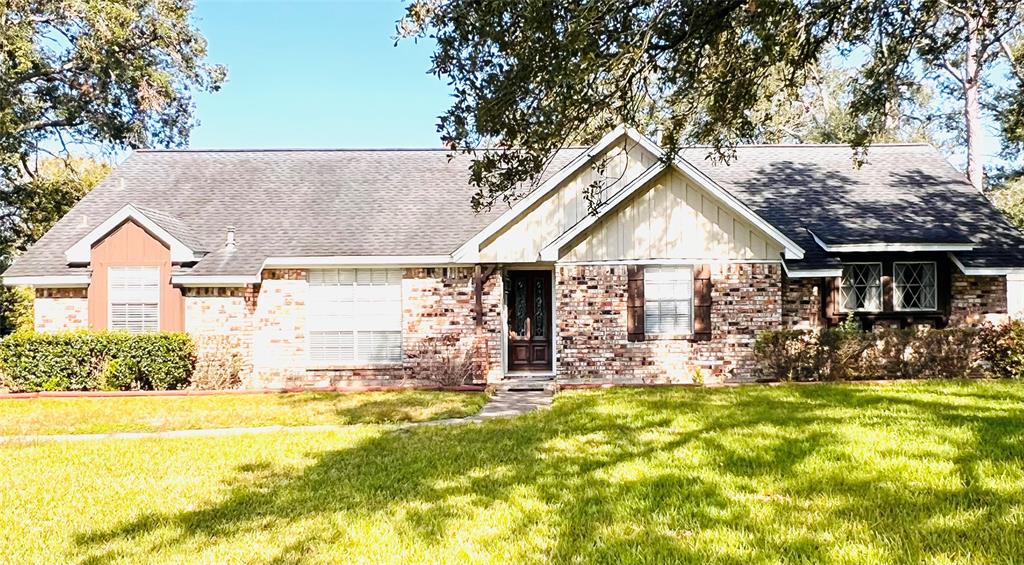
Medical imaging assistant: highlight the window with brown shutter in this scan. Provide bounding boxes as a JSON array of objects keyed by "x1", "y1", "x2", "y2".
[
  {"x1": 692, "y1": 264, "x2": 712, "y2": 341},
  {"x1": 626, "y1": 265, "x2": 645, "y2": 342}
]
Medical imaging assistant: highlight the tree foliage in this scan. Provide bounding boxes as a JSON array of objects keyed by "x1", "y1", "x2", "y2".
[
  {"x1": 0, "y1": 156, "x2": 110, "y2": 334},
  {"x1": 0, "y1": 0, "x2": 225, "y2": 183},
  {"x1": 0, "y1": 0, "x2": 221, "y2": 333},
  {"x1": 401, "y1": 0, "x2": 1023, "y2": 210}
]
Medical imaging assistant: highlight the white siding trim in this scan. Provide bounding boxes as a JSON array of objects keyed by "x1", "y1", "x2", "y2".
[
  {"x1": 452, "y1": 126, "x2": 631, "y2": 263},
  {"x1": 263, "y1": 255, "x2": 456, "y2": 267},
  {"x1": 948, "y1": 253, "x2": 1024, "y2": 275},
  {"x1": 171, "y1": 275, "x2": 261, "y2": 286},
  {"x1": 538, "y1": 163, "x2": 667, "y2": 260},
  {"x1": 2, "y1": 275, "x2": 91, "y2": 287},
  {"x1": 560, "y1": 258, "x2": 783, "y2": 266},
  {"x1": 65, "y1": 204, "x2": 199, "y2": 264},
  {"x1": 809, "y1": 230, "x2": 975, "y2": 253},
  {"x1": 781, "y1": 263, "x2": 842, "y2": 278}
]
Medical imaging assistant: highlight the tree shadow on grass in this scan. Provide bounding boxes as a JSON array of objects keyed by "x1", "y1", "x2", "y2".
[
  {"x1": 275, "y1": 391, "x2": 487, "y2": 424},
  {"x1": 73, "y1": 383, "x2": 1024, "y2": 564}
]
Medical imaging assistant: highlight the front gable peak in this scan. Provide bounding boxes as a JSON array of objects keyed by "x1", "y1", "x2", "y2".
[{"x1": 64, "y1": 204, "x2": 205, "y2": 264}]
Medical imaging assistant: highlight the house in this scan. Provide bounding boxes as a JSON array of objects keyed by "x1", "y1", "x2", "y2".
[{"x1": 4, "y1": 127, "x2": 1022, "y2": 386}]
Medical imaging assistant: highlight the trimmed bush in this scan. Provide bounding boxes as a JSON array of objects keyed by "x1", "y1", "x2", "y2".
[
  {"x1": 754, "y1": 326, "x2": 984, "y2": 381},
  {"x1": 979, "y1": 320, "x2": 1024, "y2": 378},
  {"x1": 0, "y1": 331, "x2": 195, "y2": 392}
]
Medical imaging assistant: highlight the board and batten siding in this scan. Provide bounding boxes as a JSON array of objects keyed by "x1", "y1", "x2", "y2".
[
  {"x1": 87, "y1": 219, "x2": 185, "y2": 331},
  {"x1": 562, "y1": 168, "x2": 784, "y2": 262},
  {"x1": 479, "y1": 139, "x2": 659, "y2": 262}
]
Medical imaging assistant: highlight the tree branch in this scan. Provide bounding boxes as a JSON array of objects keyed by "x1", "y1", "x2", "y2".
[
  {"x1": 15, "y1": 118, "x2": 80, "y2": 133},
  {"x1": 939, "y1": 58, "x2": 965, "y2": 83},
  {"x1": 1000, "y1": 39, "x2": 1024, "y2": 83}
]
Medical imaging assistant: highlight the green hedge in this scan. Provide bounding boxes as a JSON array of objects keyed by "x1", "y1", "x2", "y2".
[
  {"x1": 0, "y1": 331, "x2": 196, "y2": 392},
  {"x1": 753, "y1": 325, "x2": 987, "y2": 381}
]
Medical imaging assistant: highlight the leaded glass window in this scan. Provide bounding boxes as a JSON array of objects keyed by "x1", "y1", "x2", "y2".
[
  {"x1": 894, "y1": 262, "x2": 937, "y2": 311},
  {"x1": 840, "y1": 263, "x2": 882, "y2": 312}
]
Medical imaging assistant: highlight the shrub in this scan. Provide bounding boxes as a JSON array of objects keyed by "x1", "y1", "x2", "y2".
[
  {"x1": 191, "y1": 335, "x2": 244, "y2": 390},
  {"x1": 755, "y1": 326, "x2": 984, "y2": 381},
  {"x1": 753, "y1": 329, "x2": 816, "y2": 381},
  {"x1": 979, "y1": 320, "x2": 1024, "y2": 378},
  {"x1": 0, "y1": 330, "x2": 195, "y2": 392},
  {"x1": 413, "y1": 332, "x2": 480, "y2": 386}
]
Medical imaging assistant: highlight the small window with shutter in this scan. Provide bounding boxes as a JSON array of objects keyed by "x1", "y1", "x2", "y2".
[
  {"x1": 307, "y1": 268, "x2": 403, "y2": 364},
  {"x1": 643, "y1": 266, "x2": 694, "y2": 336},
  {"x1": 108, "y1": 266, "x2": 160, "y2": 333}
]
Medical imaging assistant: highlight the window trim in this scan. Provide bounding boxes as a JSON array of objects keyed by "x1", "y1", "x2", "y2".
[
  {"x1": 838, "y1": 262, "x2": 884, "y2": 313},
  {"x1": 107, "y1": 265, "x2": 161, "y2": 333},
  {"x1": 642, "y1": 265, "x2": 694, "y2": 339},
  {"x1": 305, "y1": 268, "x2": 404, "y2": 367},
  {"x1": 893, "y1": 261, "x2": 939, "y2": 312}
]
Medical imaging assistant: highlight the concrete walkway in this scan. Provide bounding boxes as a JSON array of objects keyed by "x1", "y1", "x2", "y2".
[
  {"x1": 426, "y1": 388, "x2": 555, "y2": 425},
  {"x1": 1, "y1": 389, "x2": 556, "y2": 443}
]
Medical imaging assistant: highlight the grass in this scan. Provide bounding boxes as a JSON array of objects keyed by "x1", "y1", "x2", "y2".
[
  {"x1": 0, "y1": 390, "x2": 488, "y2": 435},
  {"x1": 3, "y1": 380, "x2": 1024, "y2": 564}
]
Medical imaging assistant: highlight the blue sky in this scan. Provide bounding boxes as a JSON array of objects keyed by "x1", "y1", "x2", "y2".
[
  {"x1": 179, "y1": 1, "x2": 1016, "y2": 172},
  {"x1": 187, "y1": 1, "x2": 450, "y2": 149}
]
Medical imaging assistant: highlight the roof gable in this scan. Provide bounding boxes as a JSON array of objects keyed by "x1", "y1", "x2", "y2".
[{"x1": 64, "y1": 204, "x2": 204, "y2": 264}]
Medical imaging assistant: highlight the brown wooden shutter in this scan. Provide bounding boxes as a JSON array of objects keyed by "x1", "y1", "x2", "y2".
[
  {"x1": 626, "y1": 265, "x2": 645, "y2": 342},
  {"x1": 692, "y1": 264, "x2": 712, "y2": 342}
]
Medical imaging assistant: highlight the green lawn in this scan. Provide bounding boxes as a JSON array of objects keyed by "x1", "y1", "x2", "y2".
[
  {"x1": 3, "y1": 381, "x2": 1024, "y2": 564},
  {"x1": 0, "y1": 390, "x2": 488, "y2": 435}
]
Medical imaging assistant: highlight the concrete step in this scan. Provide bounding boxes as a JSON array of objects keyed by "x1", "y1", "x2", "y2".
[{"x1": 495, "y1": 379, "x2": 558, "y2": 393}]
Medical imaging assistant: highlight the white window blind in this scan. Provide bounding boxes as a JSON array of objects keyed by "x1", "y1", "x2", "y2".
[
  {"x1": 840, "y1": 263, "x2": 882, "y2": 312},
  {"x1": 894, "y1": 262, "x2": 937, "y2": 311},
  {"x1": 644, "y1": 266, "x2": 693, "y2": 335},
  {"x1": 307, "y1": 269, "x2": 402, "y2": 364},
  {"x1": 108, "y1": 266, "x2": 160, "y2": 333}
]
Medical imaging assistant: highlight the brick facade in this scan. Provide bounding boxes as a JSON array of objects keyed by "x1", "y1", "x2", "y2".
[
  {"x1": 780, "y1": 273, "x2": 1009, "y2": 329},
  {"x1": 34, "y1": 287, "x2": 88, "y2": 332},
  {"x1": 950, "y1": 274, "x2": 1008, "y2": 326},
  {"x1": 556, "y1": 263, "x2": 783, "y2": 383},
  {"x1": 181, "y1": 267, "x2": 504, "y2": 388},
  {"x1": 30, "y1": 265, "x2": 1012, "y2": 387},
  {"x1": 782, "y1": 276, "x2": 823, "y2": 329}
]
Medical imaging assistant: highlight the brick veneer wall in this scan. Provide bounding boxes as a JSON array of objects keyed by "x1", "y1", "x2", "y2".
[
  {"x1": 183, "y1": 286, "x2": 258, "y2": 382},
  {"x1": 182, "y1": 267, "x2": 504, "y2": 388},
  {"x1": 782, "y1": 277, "x2": 824, "y2": 329},
  {"x1": 556, "y1": 263, "x2": 782, "y2": 383},
  {"x1": 402, "y1": 267, "x2": 503, "y2": 384},
  {"x1": 950, "y1": 274, "x2": 1008, "y2": 325},
  {"x1": 34, "y1": 287, "x2": 88, "y2": 332}
]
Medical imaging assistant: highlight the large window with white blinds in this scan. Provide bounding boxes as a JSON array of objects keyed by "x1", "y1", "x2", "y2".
[
  {"x1": 108, "y1": 266, "x2": 160, "y2": 333},
  {"x1": 307, "y1": 269, "x2": 403, "y2": 364}
]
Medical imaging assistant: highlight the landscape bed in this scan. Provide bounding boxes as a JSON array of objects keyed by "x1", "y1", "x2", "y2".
[{"x1": 2, "y1": 380, "x2": 1023, "y2": 564}]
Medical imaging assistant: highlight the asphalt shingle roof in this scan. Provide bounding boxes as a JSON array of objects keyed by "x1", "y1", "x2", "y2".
[
  {"x1": 6, "y1": 141, "x2": 1024, "y2": 278},
  {"x1": 680, "y1": 143, "x2": 1024, "y2": 270},
  {"x1": 4, "y1": 148, "x2": 586, "y2": 277}
]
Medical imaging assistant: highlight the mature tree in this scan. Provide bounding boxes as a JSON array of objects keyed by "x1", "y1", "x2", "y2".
[
  {"x1": 1, "y1": 0, "x2": 224, "y2": 185},
  {"x1": 0, "y1": 157, "x2": 111, "y2": 334},
  {"x1": 401, "y1": 0, "x2": 1023, "y2": 209},
  {"x1": 918, "y1": 2, "x2": 1023, "y2": 188},
  {"x1": 0, "y1": 0, "x2": 222, "y2": 331}
]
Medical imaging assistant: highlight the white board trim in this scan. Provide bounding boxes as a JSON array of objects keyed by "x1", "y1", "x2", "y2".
[{"x1": 64, "y1": 204, "x2": 199, "y2": 264}]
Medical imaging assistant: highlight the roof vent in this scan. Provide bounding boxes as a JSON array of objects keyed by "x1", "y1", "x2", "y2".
[{"x1": 225, "y1": 226, "x2": 236, "y2": 250}]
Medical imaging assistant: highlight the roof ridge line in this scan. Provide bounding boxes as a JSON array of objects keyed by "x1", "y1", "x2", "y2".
[{"x1": 135, "y1": 146, "x2": 594, "y2": 154}]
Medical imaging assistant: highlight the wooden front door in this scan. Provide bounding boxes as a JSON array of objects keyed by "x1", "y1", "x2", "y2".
[{"x1": 507, "y1": 270, "x2": 552, "y2": 372}]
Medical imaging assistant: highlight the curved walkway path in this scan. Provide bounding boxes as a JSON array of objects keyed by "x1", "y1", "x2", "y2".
[{"x1": 0, "y1": 389, "x2": 555, "y2": 443}]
